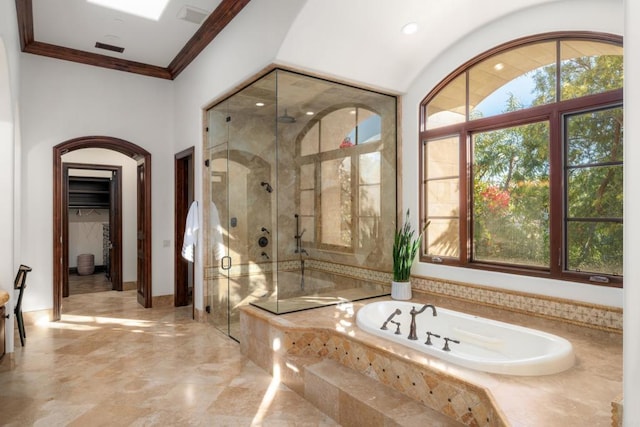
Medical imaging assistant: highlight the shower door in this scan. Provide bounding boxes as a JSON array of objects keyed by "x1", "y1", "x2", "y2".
[
  {"x1": 206, "y1": 103, "x2": 231, "y2": 337},
  {"x1": 206, "y1": 73, "x2": 277, "y2": 341}
]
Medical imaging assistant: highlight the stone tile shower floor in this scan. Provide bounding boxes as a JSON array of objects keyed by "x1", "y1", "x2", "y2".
[{"x1": 0, "y1": 289, "x2": 338, "y2": 426}]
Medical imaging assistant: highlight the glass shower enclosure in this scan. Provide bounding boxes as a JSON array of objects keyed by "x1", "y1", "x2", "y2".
[{"x1": 204, "y1": 68, "x2": 397, "y2": 340}]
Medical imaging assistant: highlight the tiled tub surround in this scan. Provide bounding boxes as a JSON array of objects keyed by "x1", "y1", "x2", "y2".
[{"x1": 240, "y1": 292, "x2": 621, "y2": 426}]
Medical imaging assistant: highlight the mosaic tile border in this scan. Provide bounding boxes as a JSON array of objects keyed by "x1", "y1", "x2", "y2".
[{"x1": 411, "y1": 275, "x2": 623, "y2": 333}]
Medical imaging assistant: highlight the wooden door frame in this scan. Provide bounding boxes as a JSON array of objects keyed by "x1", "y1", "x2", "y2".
[
  {"x1": 62, "y1": 162, "x2": 123, "y2": 297},
  {"x1": 53, "y1": 136, "x2": 152, "y2": 320},
  {"x1": 174, "y1": 147, "x2": 195, "y2": 309}
]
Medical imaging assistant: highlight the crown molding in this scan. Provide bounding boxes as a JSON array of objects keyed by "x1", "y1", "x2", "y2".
[{"x1": 14, "y1": 0, "x2": 251, "y2": 80}]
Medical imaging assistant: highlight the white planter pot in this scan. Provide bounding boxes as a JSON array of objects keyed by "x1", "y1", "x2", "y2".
[{"x1": 391, "y1": 280, "x2": 412, "y2": 300}]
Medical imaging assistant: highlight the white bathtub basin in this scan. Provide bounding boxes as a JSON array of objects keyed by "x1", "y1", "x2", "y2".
[{"x1": 356, "y1": 301, "x2": 575, "y2": 376}]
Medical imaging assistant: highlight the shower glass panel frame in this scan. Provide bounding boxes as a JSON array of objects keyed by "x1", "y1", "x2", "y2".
[{"x1": 204, "y1": 68, "x2": 397, "y2": 338}]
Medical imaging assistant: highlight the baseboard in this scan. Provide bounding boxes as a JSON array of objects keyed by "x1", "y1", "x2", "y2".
[
  {"x1": 15, "y1": 308, "x2": 53, "y2": 326},
  {"x1": 122, "y1": 281, "x2": 137, "y2": 291},
  {"x1": 152, "y1": 294, "x2": 174, "y2": 308}
]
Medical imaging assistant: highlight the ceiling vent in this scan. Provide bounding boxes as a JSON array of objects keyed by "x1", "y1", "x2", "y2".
[
  {"x1": 177, "y1": 5, "x2": 209, "y2": 25},
  {"x1": 95, "y1": 42, "x2": 124, "y2": 53}
]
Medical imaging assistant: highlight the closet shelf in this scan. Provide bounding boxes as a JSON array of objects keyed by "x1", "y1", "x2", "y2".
[{"x1": 68, "y1": 177, "x2": 111, "y2": 209}]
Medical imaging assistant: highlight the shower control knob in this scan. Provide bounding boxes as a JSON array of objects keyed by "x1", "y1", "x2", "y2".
[{"x1": 258, "y1": 236, "x2": 269, "y2": 247}]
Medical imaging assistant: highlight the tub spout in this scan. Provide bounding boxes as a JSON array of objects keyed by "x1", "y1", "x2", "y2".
[{"x1": 408, "y1": 304, "x2": 437, "y2": 340}]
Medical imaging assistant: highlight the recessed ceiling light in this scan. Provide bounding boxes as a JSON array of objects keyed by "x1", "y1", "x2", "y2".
[
  {"x1": 306, "y1": 111, "x2": 314, "y2": 116},
  {"x1": 256, "y1": 102, "x2": 265, "y2": 107},
  {"x1": 401, "y1": 22, "x2": 418, "y2": 35},
  {"x1": 494, "y1": 63, "x2": 505, "y2": 71},
  {"x1": 88, "y1": 0, "x2": 170, "y2": 21}
]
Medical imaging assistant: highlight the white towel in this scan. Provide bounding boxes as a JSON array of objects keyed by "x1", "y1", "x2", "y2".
[
  {"x1": 210, "y1": 201, "x2": 225, "y2": 261},
  {"x1": 181, "y1": 201, "x2": 199, "y2": 262}
]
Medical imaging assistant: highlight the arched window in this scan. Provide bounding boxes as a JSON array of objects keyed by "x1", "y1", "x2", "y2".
[
  {"x1": 298, "y1": 106, "x2": 383, "y2": 251},
  {"x1": 420, "y1": 32, "x2": 623, "y2": 287}
]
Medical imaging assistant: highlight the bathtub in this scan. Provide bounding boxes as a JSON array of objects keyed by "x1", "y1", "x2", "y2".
[{"x1": 356, "y1": 300, "x2": 575, "y2": 376}]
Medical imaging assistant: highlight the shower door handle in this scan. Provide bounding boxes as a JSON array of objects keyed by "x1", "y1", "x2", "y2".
[{"x1": 221, "y1": 256, "x2": 232, "y2": 270}]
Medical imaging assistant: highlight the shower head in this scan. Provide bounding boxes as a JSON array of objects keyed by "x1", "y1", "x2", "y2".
[{"x1": 277, "y1": 109, "x2": 296, "y2": 124}]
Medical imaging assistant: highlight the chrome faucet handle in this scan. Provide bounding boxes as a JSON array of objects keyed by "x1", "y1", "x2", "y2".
[
  {"x1": 389, "y1": 320, "x2": 402, "y2": 335},
  {"x1": 443, "y1": 337, "x2": 460, "y2": 351},
  {"x1": 424, "y1": 331, "x2": 441, "y2": 345}
]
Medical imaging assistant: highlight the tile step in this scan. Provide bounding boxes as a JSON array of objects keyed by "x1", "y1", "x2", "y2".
[{"x1": 303, "y1": 359, "x2": 464, "y2": 426}]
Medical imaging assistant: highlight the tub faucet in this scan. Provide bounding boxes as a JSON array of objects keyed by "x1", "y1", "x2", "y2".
[
  {"x1": 380, "y1": 308, "x2": 402, "y2": 330},
  {"x1": 408, "y1": 304, "x2": 437, "y2": 340}
]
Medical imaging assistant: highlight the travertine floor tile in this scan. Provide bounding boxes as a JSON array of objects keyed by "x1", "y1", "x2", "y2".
[{"x1": 0, "y1": 284, "x2": 336, "y2": 426}]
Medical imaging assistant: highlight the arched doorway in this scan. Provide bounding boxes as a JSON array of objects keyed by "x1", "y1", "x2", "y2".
[{"x1": 53, "y1": 136, "x2": 152, "y2": 320}]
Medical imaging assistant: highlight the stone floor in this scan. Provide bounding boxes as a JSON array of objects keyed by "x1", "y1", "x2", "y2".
[
  {"x1": 0, "y1": 285, "x2": 338, "y2": 426},
  {"x1": 68, "y1": 272, "x2": 113, "y2": 295}
]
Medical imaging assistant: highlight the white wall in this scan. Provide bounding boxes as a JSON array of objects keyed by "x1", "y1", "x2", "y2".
[
  {"x1": 63, "y1": 149, "x2": 138, "y2": 281},
  {"x1": 0, "y1": 0, "x2": 21, "y2": 357},
  {"x1": 403, "y1": 0, "x2": 624, "y2": 308},
  {"x1": 172, "y1": 0, "x2": 306, "y2": 311},
  {"x1": 19, "y1": 55, "x2": 175, "y2": 314}
]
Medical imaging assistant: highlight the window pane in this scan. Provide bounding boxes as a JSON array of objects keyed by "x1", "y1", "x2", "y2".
[
  {"x1": 321, "y1": 109, "x2": 356, "y2": 152},
  {"x1": 470, "y1": 42, "x2": 556, "y2": 119},
  {"x1": 566, "y1": 107, "x2": 623, "y2": 165},
  {"x1": 565, "y1": 105, "x2": 622, "y2": 276},
  {"x1": 356, "y1": 109, "x2": 381, "y2": 144},
  {"x1": 321, "y1": 158, "x2": 352, "y2": 247},
  {"x1": 425, "y1": 135, "x2": 460, "y2": 257},
  {"x1": 560, "y1": 41, "x2": 623, "y2": 100},
  {"x1": 427, "y1": 179, "x2": 459, "y2": 217},
  {"x1": 300, "y1": 189, "x2": 315, "y2": 216},
  {"x1": 300, "y1": 124, "x2": 319, "y2": 156},
  {"x1": 359, "y1": 152, "x2": 380, "y2": 184},
  {"x1": 359, "y1": 217, "x2": 381, "y2": 249},
  {"x1": 472, "y1": 122, "x2": 550, "y2": 267},
  {"x1": 427, "y1": 219, "x2": 459, "y2": 258},
  {"x1": 359, "y1": 184, "x2": 380, "y2": 216},
  {"x1": 300, "y1": 216, "x2": 315, "y2": 243},
  {"x1": 567, "y1": 166, "x2": 623, "y2": 218},
  {"x1": 567, "y1": 222, "x2": 622, "y2": 275},
  {"x1": 426, "y1": 74, "x2": 466, "y2": 130},
  {"x1": 426, "y1": 136, "x2": 458, "y2": 179},
  {"x1": 300, "y1": 163, "x2": 315, "y2": 188}
]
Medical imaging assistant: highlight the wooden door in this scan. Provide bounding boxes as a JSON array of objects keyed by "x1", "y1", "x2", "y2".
[
  {"x1": 109, "y1": 169, "x2": 123, "y2": 291},
  {"x1": 137, "y1": 160, "x2": 152, "y2": 307},
  {"x1": 174, "y1": 147, "x2": 194, "y2": 307}
]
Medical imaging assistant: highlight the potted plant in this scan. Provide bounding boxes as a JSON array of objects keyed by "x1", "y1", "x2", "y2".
[{"x1": 392, "y1": 209, "x2": 428, "y2": 300}]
